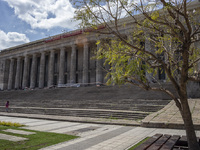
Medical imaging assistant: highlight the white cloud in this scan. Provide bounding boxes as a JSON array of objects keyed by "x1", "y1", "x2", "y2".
[
  {"x1": 25, "y1": 29, "x2": 38, "y2": 34},
  {"x1": 0, "y1": 30, "x2": 30, "y2": 50},
  {"x1": 4, "y1": 0, "x2": 79, "y2": 30}
]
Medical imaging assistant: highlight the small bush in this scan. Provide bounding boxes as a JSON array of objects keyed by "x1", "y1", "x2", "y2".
[{"x1": 0, "y1": 121, "x2": 25, "y2": 127}]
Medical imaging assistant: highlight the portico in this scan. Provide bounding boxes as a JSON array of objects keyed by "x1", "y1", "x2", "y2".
[
  {"x1": 0, "y1": 26, "x2": 170, "y2": 90},
  {"x1": 0, "y1": 32, "x2": 106, "y2": 90}
]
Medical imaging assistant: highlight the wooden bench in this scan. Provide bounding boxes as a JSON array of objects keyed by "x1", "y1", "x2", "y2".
[{"x1": 134, "y1": 134, "x2": 199, "y2": 150}]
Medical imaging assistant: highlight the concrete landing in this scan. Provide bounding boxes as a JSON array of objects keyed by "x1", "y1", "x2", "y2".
[{"x1": 142, "y1": 99, "x2": 200, "y2": 129}]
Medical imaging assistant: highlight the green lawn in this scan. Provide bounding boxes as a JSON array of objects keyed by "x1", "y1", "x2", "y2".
[
  {"x1": 0, "y1": 126, "x2": 78, "y2": 150},
  {"x1": 128, "y1": 137, "x2": 149, "y2": 150}
]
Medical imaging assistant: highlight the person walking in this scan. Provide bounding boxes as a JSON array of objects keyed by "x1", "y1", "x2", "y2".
[{"x1": 5, "y1": 101, "x2": 9, "y2": 112}]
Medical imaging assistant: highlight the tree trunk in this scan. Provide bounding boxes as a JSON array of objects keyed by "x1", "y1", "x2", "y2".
[{"x1": 181, "y1": 98, "x2": 200, "y2": 150}]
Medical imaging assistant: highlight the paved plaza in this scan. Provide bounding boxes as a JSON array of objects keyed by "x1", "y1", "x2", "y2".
[
  {"x1": 1, "y1": 99, "x2": 200, "y2": 149},
  {"x1": 1, "y1": 116, "x2": 200, "y2": 150}
]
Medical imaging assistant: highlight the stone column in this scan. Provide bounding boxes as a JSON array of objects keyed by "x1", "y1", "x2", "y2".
[
  {"x1": 96, "y1": 44, "x2": 103, "y2": 85},
  {"x1": 8, "y1": 58, "x2": 15, "y2": 90},
  {"x1": 39, "y1": 52, "x2": 45, "y2": 88},
  {"x1": 48, "y1": 50, "x2": 55, "y2": 87},
  {"x1": 15, "y1": 57, "x2": 21, "y2": 89},
  {"x1": 30, "y1": 54, "x2": 37, "y2": 89},
  {"x1": 83, "y1": 43, "x2": 89, "y2": 85},
  {"x1": 22, "y1": 55, "x2": 29, "y2": 89},
  {"x1": 1, "y1": 59, "x2": 8, "y2": 90},
  {"x1": 58, "y1": 47, "x2": 65, "y2": 85},
  {"x1": 70, "y1": 44, "x2": 76, "y2": 83}
]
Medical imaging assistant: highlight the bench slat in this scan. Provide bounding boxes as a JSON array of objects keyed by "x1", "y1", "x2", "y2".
[
  {"x1": 160, "y1": 135, "x2": 180, "y2": 150},
  {"x1": 175, "y1": 136, "x2": 188, "y2": 147},
  {"x1": 147, "y1": 134, "x2": 171, "y2": 150},
  {"x1": 134, "y1": 134, "x2": 163, "y2": 150}
]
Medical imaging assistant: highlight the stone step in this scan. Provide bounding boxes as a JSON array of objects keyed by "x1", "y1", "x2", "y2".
[
  {"x1": 10, "y1": 101, "x2": 170, "y2": 106},
  {"x1": 10, "y1": 98, "x2": 171, "y2": 103},
  {"x1": 0, "y1": 84, "x2": 174, "y2": 101},
  {"x1": 0, "y1": 107, "x2": 148, "y2": 120},
  {"x1": 0, "y1": 84, "x2": 174, "y2": 120},
  {"x1": 8, "y1": 104, "x2": 167, "y2": 113}
]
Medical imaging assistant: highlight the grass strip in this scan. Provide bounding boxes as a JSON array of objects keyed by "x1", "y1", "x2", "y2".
[
  {"x1": 0, "y1": 126, "x2": 78, "y2": 150},
  {"x1": 128, "y1": 137, "x2": 149, "y2": 150}
]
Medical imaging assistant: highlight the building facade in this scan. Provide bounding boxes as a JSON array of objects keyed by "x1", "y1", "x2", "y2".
[
  {"x1": 0, "y1": 1, "x2": 199, "y2": 91},
  {"x1": 0, "y1": 29, "x2": 108, "y2": 90},
  {"x1": 0, "y1": 29, "x2": 174, "y2": 90}
]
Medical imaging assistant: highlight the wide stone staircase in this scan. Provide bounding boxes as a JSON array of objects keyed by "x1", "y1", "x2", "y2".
[{"x1": 0, "y1": 84, "x2": 173, "y2": 120}]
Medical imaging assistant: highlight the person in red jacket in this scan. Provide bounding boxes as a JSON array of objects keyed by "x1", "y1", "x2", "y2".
[{"x1": 5, "y1": 101, "x2": 9, "y2": 112}]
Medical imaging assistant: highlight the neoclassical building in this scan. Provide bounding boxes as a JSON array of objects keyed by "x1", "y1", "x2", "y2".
[
  {"x1": 0, "y1": 28, "x2": 108, "y2": 90},
  {"x1": 0, "y1": 1, "x2": 199, "y2": 91},
  {"x1": 0, "y1": 27, "x2": 183, "y2": 90}
]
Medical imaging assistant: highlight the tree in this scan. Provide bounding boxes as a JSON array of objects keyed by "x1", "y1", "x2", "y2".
[{"x1": 71, "y1": 0, "x2": 200, "y2": 149}]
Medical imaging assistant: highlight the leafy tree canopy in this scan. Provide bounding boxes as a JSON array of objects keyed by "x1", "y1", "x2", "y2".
[{"x1": 71, "y1": 0, "x2": 200, "y2": 149}]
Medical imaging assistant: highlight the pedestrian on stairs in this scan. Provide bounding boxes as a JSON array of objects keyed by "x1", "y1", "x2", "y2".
[{"x1": 5, "y1": 101, "x2": 9, "y2": 112}]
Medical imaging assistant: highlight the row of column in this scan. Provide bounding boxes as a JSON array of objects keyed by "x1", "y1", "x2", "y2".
[{"x1": 7, "y1": 43, "x2": 103, "y2": 90}]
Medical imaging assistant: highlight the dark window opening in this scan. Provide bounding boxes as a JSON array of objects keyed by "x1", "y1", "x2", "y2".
[
  {"x1": 20, "y1": 60, "x2": 24, "y2": 89},
  {"x1": 64, "y1": 74, "x2": 68, "y2": 84},
  {"x1": 76, "y1": 73, "x2": 78, "y2": 83},
  {"x1": 76, "y1": 49, "x2": 78, "y2": 71},
  {"x1": 158, "y1": 68, "x2": 166, "y2": 80},
  {"x1": 12, "y1": 60, "x2": 17, "y2": 89},
  {"x1": 64, "y1": 51, "x2": 68, "y2": 72},
  {"x1": 54, "y1": 53, "x2": 58, "y2": 73},
  {"x1": 88, "y1": 72, "x2": 90, "y2": 83},
  {"x1": 88, "y1": 47, "x2": 90, "y2": 70},
  {"x1": 53, "y1": 75, "x2": 57, "y2": 85},
  {"x1": 36, "y1": 57, "x2": 40, "y2": 87},
  {"x1": 28, "y1": 58, "x2": 32, "y2": 87},
  {"x1": 44, "y1": 55, "x2": 49, "y2": 87}
]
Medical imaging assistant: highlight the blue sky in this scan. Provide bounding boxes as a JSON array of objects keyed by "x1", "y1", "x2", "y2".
[{"x1": 0, "y1": 0, "x2": 79, "y2": 50}]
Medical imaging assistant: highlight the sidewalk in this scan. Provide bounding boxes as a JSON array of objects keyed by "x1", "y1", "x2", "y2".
[{"x1": 1, "y1": 115, "x2": 200, "y2": 150}]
